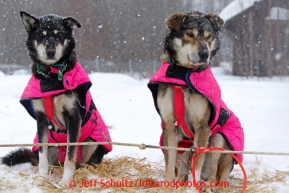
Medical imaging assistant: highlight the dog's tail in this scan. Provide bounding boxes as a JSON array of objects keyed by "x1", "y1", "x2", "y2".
[{"x1": 1, "y1": 148, "x2": 39, "y2": 166}]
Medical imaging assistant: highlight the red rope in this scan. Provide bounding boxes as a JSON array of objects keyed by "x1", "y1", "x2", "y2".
[{"x1": 191, "y1": 147, "x2": 247, "y2": 193}]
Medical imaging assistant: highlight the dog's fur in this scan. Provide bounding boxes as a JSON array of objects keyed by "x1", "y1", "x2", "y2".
[
  {"x1": 158, "y1": 11, "x2": 233, "y2": 190},
  {"x1": 1, "y1": 11, "x2": 107, "y2": 185}
]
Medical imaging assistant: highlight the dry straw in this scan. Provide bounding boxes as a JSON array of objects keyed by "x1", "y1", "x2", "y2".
[{"x1": 0, "y1": 155, "x2": 288, "y2": 192}]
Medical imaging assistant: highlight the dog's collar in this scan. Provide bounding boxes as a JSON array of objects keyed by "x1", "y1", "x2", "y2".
[
  {"x1": 168, "y1": 57, "x2": 174, "y2": 65},
  {"x1": 36, "y1": 63, "x2": 67, "y2": 81}
]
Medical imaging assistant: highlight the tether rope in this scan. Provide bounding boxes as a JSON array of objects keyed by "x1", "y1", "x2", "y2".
[
  {"x1": 2, "y1": 141, "x2": 289, "y2": 192},
  {"x1": 0, "y1": 141, "x2": 289, "y2": 156},
  {"x1": 191, "y1": 147, "x2": 247, "y2": 193}
]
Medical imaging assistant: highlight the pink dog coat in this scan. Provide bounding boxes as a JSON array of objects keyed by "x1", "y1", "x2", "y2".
[
  {"x1": 20, "y1": 61, "x2": 112, "y2": 162},
  {"x1": 148, "y1": 62, "x2": 244, "y2": 162}
]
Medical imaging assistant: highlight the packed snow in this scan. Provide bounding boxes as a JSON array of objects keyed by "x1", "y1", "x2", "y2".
[{"x1": 0, "y1": 67, "x2": 289, "y2": 192}]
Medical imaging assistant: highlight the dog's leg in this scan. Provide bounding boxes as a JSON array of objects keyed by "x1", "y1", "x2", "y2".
[
  {"x1": 59, "y1": 110, "x2": 81, "y2": 185},
  {"x1": 32, "y1": 98, "x2": 50, "y2": 179},
  {"x1": 186, "y1": 93, "x2": 211, "y2": 183},
  {"x1": 82, "y1": 138, "x2": 98, "y2": 163},
  {"x1": 47, "y1": 147, "x2": 58, "y2": 165},
  {"x1": 82, "y1": 138, "x2": 108, "y2": 164},
  {"x1": 216, "y1": 135, "x2": 233, "y2": 183},
  {"x1": 201, "y1": 133, "x2": 233, "y2": 192},
  {"x1": 216, "y1": 153, "x2": 232, "y2": 191},
  {"x1": 162, "y1": 122, "x2": 178, "y2": 181},
  {"x1": 193, "y1": 126, "x2": 210, "y2": 183},
  {"x1": 202, "y1": 133, "x2": 224, "y2": 182},
  {"x1": 175, "y1": 151, "x2": 190, "y2": 181},
  {"x1": 158, "y1": 85, "x2": 177, "y2": 181},
  {"x1": 36, "y1": 112, "x2": 50, "y2": 178}
]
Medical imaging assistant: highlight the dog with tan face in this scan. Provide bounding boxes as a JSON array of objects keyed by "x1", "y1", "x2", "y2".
[{"x1": 148, "y1": 11, "x2": 244, "y2": 192}]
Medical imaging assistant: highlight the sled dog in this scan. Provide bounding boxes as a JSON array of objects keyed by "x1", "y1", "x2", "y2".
[
  {"x1": 2, "y1": 11, "x2": 112, "y2": 186},
  {"x1": 148, "y1": 11, "x2": 244, "y2": 191}
]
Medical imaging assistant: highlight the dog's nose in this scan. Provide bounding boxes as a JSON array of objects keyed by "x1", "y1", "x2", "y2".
[
  {"x1": 198, "y1": 50, "x2": 209, "y2": 61},
  {"x1": 46, "y1": 49, "x2": 56, "y2": 58}
]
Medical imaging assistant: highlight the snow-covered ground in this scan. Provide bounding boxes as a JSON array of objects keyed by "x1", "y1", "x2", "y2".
[{"x1": 0, "y1": 67, "x2": 289, "y2": 192}]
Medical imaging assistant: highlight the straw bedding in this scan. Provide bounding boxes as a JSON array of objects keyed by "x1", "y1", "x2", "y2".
[{"x1": 0, "y1": 156, "x2": 288, "y2": 192}]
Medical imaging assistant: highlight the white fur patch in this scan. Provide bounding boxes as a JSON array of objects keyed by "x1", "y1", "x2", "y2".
[
  {"x1": 60, "y1": 151, "x2": 76, "y2": 185},
  {"x1": 193, "y1": 29, "x2": 198, "y2": 37},
  {"x1": 35, "y1": 41, "x2": 64, "y2": 65},
  {"x1": 38, "y1": 151, "x2": 49, "y2": 178},
  {"x1": 54, "y1": 44, "x2": 63, "y2": 60},
  {"x1": 173, "y1": 38, "x2": 199, "y2": 66},
  {"x1": 204, "y1": 31, "x2": 211, "y2": 39},
  {"x1": 210, "y1": 39, "x2": 218, "y2": 52},
  {"x1": 38, "y1": 131, "x2": 49, "y2": 179}
]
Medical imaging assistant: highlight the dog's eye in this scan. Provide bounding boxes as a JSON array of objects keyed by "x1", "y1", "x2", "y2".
[
  {"x1": 55, "y1": 33, "x2": 63, "y2": 42},
  {"x1": 57, "y1": 33, "x2": 63, "y2": 38},
  {"x1": 186, "y1": 32, "x2": 194, "y2": 38},
  {"x1": 39, "y1": 31, "x2": 47, "y2": 38},
  {"x1": 207, "y1": 34, "x2": 212, "y2": 39}
]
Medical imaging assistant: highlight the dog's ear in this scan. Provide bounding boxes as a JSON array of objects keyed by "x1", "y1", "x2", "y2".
[
  {"x1": 205, "y1": 13, "x2": 224, "y2": 32},
  {"x1": 165, "y1": 13, "x2": 188, "y2": 31},
  {"x1": 20, "y1": 11, "x2": 38, "y2": 32},
  {"x1": 63, "y1": 17, "x2": 81, "y2": 28}
]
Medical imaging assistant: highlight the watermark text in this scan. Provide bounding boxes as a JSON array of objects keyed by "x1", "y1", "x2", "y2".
[{"x1": 68, "y1": 179, "x2": 230, "y2": 189}]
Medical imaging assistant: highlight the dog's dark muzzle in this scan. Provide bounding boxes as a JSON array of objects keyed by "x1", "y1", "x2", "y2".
[
  {"x1": 45, "y1": 37, "x2": 57, "y2": 59},
  {"x1": 46, "y1": 48, "x2": 56, "y2": 59}
]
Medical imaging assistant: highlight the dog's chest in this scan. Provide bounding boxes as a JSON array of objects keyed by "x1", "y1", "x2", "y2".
[
  {"x1": 157, "y1": 84, "x2": 209, "y2": 125},
  {"x1": 182, "y1": 88, "x2": 209, "y2": 119},
  {"x1": 32, "y1": 93, "x2": 77, "y2": 130}
]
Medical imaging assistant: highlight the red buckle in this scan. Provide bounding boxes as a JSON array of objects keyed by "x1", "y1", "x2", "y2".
[{"x1": 50, "y1": 67, "x2": 59, "y2": 74}]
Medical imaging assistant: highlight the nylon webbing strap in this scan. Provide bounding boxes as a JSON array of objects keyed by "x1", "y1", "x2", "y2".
[
  {"x1": 43, "y1": 95, "x2": 66, "y2": 130},
  {"x1": 171, "y1": 85, "x2": 194, "y2": 138}
]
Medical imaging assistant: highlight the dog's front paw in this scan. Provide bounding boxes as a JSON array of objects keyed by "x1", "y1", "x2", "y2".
[
  {"x1": 202, "y1": 188, "x2": 214, "y2": 193},
  {"x1": 32, "y1": 175, "x2": 48, "y2": 186},
  {"x1": 200, "y1": 181, "x2": 219, "y2": 193},
  {"x1": 38, "y1": 159, "x2": 49, "y2": 179},
  {"x1": 194, "y1": 169, "x2": 201, "y2": 182},
  {"x1": 34, "y1": 167, "x2": 48, "y2": 186},
  {"x1": 38, "y1": 171, "x2": 48, "y2": 179},
  {"x1": 59, "y1": 170, "x2": 74, "y2": 186},
  {"x1": 59, "y1": 177, "x2": 72, "y2": 187}
]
